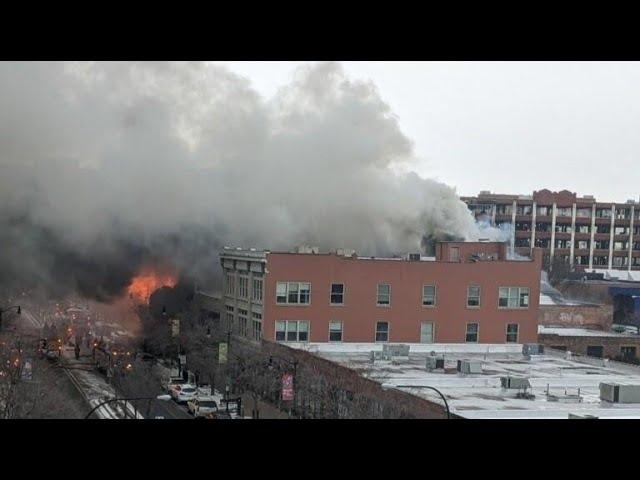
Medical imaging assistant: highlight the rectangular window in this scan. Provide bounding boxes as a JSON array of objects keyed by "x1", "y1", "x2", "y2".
[
  {"x1": 251, "y1": 312, "x2": 262, "y2": 341},
  {"x1": 375, "y1": 322, "x2": 389, "y2": 342},
  {"x1": 329, "y1": 321, "x2": 343, "y2": 342},
  {"x1": 420, "y1": 322, "x2": 434, "y2": 343},
  {"x1": 422, "y1": 285, "x2": 436, "y2": 306},
  {"x1": 276, "y1": 320, "x2": 309, "y2": 343},
  {"x1": 586, "y1": 345, "x2": 604, "y2": 358},
  {"x1": 238, "y1": 276, "x2": 249, "y2": 299},
  {"x1": 252, "y1": 278, "x2": 263, "y2": 302},
  {"x1": 330, "y1": 283, "x2": 344, "y2": 305},
  {"x1": 465, "y1": 323, "x2": 479, "y2": 343},
  {"x1": 276, "y1": 282, "x2": 311, "y2": 305},
  {"x1": 225, "y1": 305, "x2": 234, "y2": 330},
  {"x1": 377, "y1": 284, "x2": 391, "y2": 306},
  {"x1": 449, "y1": 247, "x2": 460, "y2": 262},
  {"x1": 275, "y1": 321, "x2": 286, "y2": 341},
  {"x1": 498, "y1": 287, "x2": 529, "y2": 309},
  {"x1": 506, "y1": 324, "x2": 519, "y2": 343},
  {"x1": 467, "y1": 285, "x2": 481, "y2": 307},
  {"x1": 621, "y1": 346, "x2": 637, "y2": 361},
  {"x1": 225, "y1": 273, "x2": 235, "y2": 296}
]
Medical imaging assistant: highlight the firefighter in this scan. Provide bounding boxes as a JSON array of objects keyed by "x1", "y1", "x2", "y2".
[{"x1": 74, "y1": 343, "x2": 80, "y2": 360}]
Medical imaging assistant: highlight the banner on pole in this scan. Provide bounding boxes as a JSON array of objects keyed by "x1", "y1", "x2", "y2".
[
  {"x1": 218, "y1": 342, "x2": 228, "y2": 364},
  {"x1": 282, "y1": 373, "x2": 294, "y2": 401}
]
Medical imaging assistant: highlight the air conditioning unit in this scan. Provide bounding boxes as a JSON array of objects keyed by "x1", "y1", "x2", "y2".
[
  {"x1": 600, "y1": 383, "x2": 640, "y2": 403},
  {"x1": 407, "y1": 253, "x2": 421, "y2": 261},
  {"x1": 426, "y1": 356, "x2": 445, "y2": 371},
  {"x1": 523, "y1": 344, "x2": 545, "y2": 356},
  {"x1": 457, "y1": 359, "x2": 483, "y2": 374},
  {"x1": 500, "y1": 376, "x2": 531, "y2": 390},
  {"x1": 383, "y1": 344, "x2": 410, "y2": 358}
]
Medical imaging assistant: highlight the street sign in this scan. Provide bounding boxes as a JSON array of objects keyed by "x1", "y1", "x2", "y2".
[
  {"x1": 282, "y1": 373, "x2": 294, "y2": 401},
  {"x1": 218, "y1": 342, "x2": 228, "y2": 364}
]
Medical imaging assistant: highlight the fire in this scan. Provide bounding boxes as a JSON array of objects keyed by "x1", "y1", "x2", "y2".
[{"x1": 127, "y1": 269, "x2": 177, "y2": 304}]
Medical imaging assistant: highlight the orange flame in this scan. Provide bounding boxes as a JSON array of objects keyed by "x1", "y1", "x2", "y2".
[{"x1": 127, "y1": 269, "x2": 177, "y2": 304}]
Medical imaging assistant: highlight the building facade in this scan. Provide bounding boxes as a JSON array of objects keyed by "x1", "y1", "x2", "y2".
[
  {"x1": 220, "y1": 242, "x2": 542, "y2": 345},
  {"x1": 462, "y1": 189, "x2": 640, "y2": 271}
]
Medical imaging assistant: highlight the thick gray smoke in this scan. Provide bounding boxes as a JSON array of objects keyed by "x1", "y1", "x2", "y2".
[{"x1": 0, "y1": 61, "x2": 501, "y2": 301}]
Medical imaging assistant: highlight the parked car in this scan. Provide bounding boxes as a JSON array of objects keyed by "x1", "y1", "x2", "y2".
[
  {"x1": 166, "y1": 377, "x2": 189, "y2": 396},
  {"x1": 174, "y1": 384, "x2": 198, "y2": 404},
  {"x1": 187, "y1": 396, "x2": 218, "y2": 417}
]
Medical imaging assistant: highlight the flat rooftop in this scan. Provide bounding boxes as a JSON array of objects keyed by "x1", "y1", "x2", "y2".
[{"x1": 288, "y1": 342, "x2": 640, "y2": 419}]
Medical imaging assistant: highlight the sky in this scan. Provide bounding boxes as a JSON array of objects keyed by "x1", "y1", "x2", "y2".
[{"x1": 216, "y1": 61, "x2": 640, "y2": 202}]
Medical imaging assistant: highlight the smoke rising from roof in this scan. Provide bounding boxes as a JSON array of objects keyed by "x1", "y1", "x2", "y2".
[{"x1": 0, "y1": 61, "x2": 502, "y2": 301}]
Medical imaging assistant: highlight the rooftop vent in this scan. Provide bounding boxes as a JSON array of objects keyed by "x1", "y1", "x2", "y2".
[
  {"x1": 457, "y1": 359, "x2": 483, "y2": 375},
  {"x1": 426, "y1": 356, "x2": 445, "y2": 371},
  {"x1": 500, "y1": 376, "x2": 531, "y2": 390},
  {"x1": 600, "y1": 383, "x2": 640, "y2": 403}
]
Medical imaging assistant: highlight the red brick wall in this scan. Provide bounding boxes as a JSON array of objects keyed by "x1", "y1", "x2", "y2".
[
  {"x1": 538, "y1": 334, "x2": 640, "y2": 359},
  {"x1": 538, "y1": 304, "x2": 613, "y2": 330}
]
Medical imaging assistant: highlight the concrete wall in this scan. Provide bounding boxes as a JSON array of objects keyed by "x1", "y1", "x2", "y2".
[
  {"x1": 263, "y1": 243, "x2": 542, "y2": 344},
  {"x1": 538, "y1": 304, "x2": 613, "y2": 330}
]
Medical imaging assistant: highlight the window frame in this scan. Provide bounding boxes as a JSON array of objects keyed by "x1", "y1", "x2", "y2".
[
  {"x1": 251, "y1": 278, "x2": 263, "y2": 302},
  {"x1": 275, "y1": 281, "x2": 312, "y2": 306},
  {"x1": 375, "y1": 321, "x2": 389, "y2": 343},
  {"x1": 465, "y1": 323, "x2": 479, "y2": 343},
  {"x1": 275, "y1": 320, "x2": 310, "y2": 343},
  {"x1": 328, "y1": 321, "x2": 343, "y2": 342},
  {"x1": 420, "y1": 321, "x2": 434, "y2": 344},
  {"x1": 238, "y1": 275, "x2": 249, "y2": 299},
  {"x1": 377, "y1": 284, "x2": 391, "y2": 307},
  {"x1": 498, "y1": 287, "x2": 530, "y2": 309},
  {"x1": 330, "y1": 283, "x2": 345, "y2": 306},
  {"x1": 467, "y1": 285, "x2": 481, "y2": 308},
  {"x1": 422, "y1": 284, "x2": 436, "y2": 307},
  {"x1": 506, "y1": 323, "x2": 519, "y2": 343}
]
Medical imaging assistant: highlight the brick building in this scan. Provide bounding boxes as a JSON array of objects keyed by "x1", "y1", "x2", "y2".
[
  {"x1": 219, "y1": 241, "x2": 542, "y2": 345},
  {"x1": 461, "y1": 189, "x2": 640, "y2": 271}
]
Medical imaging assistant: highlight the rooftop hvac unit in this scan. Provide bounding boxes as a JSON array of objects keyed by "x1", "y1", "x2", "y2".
[
  {"x1": 522, "y1": 344, "x2": 545, "y2": 356},
  {"x1": 407, "y1": 253, "x2": 421, "y2": 261},
  {"x1": 600, "y1": 383, "x2": 640, "y2": 403},
  {"x1": 500, "y1": 376, "x2": 532, "y2": 390},
  {"x1": 383, "y1": 344, "x2": 410, "y2": 358},
  {"x1": 457, "y1": 359, "x2": 483, "y2": 374},
  {"x1": 426, "y1": 356, "x2": 445, "y2": 371}
]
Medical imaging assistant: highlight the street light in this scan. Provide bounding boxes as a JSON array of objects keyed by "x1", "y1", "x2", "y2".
[
  {"x1": 382, "y1": 384, "x2": 451, "y2": 419},
  {"x1": 84, "y1": 394, "x2": 171, "y2": 419}
]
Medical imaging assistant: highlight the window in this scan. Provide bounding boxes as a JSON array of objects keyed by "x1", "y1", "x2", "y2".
[
  {"x1": 621, "y1": 346, "x2": 637, "y2": 361},
  {"x1": 251, "y1": 312, "x2": 262, "y2": 341},
  {"x1": 586, "y1": 345, "x2": 604, "y2": 358},
  {"x1": 576, "y1": 208, "x2": 591, "y2": 218},
  {"x1": 276, "y1": 282, "x2": 311, "y2": 305},
  {"x1": 330, "y1": 283, "x2": 344, "y2": 305},
  {"x1": 506, "y1": 324, "x2": 519, "y2": 343},
  {"x1": 225, "y1": 273, "x2": 235, "y2": 296},
  {"x1": 465, "y1": 323, "x2": 479, "y2": 343},
  {"x1": 375, "y1": 322, "x2": 389, "y2": 342},
  {"x1": 238, "y1": 276, "x2": 249, "y2": 299},
  {"x1": 377, "y1": 284, "x2": 391, "y2": 306},
  {"x1": 467, "y1": 286, "x2": 481, "y2": 307},
  {"x1": 420, "y1": 322, "x2": 434, "y2": 343},
  {"x1": 238, "y1": 309, "x2": 248, "y2": 336},
  {"x1": 449, "y1": 247, "x2": 460, "y2": 262},
  {"x1": 276, "y1": 320, "x2": 309, "y2": 342},
  {"x1": 498, "y1": 287, "x2": 529, "y2": 308},
  {"x1": 252, "y1": 278, "x2": 263, "y2": 302},
  {"x1": 225, "y1": 305, "x2": 234, "y2": 330},
  {"x1": 422, "y1": 285, "x2": 436, "y2": 306},
  {"x1": 329, "y1": 322, "x2": 343, "y2": 342}
]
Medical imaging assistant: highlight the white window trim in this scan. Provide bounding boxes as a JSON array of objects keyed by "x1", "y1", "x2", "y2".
[
  {"x1": 467, "y1": 285, "x2": 481, "y2": 308},
  {"x1": 275, "y1": 281, "x2": 312, "y2": 306},
  {"x1": 375, "y1": 321, "x2": 390, "y2": 343},
  {"x1": 498, "y1": 286, "x2": 530, "y2": 310},
  {"x1": 422, "y1": 284, "x2": 436, "y2": 308},
  {"x1": 329, "y1": 283, "x2": 345, "y2": 306},
  {"x1": 505, "y1": 323, "x2": 519, "y2": 343},
  {"x1": 328, "y1": 321, "x2": 343, "y2": 343},
  {"x1": 465, "y1": 322, "x2": 479, "y2": 343},
  {"x1": 377, "y1": 283, "x2": 391, "y2": 307},
  {"x1": 420, "y1": 321, "x2": 435, "y2": 344}
]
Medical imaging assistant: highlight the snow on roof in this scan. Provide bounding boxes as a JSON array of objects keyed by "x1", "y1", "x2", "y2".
[
  {"x1": 538, "y1": 325, "x2": 639, "y2": 338},
  {"x1": 288, "y1": 342, "x2": 640, "y2": 419}
]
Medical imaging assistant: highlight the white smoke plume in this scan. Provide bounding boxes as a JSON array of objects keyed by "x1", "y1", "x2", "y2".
[{"x1": 0, "y1": 61, "x2": 503, "y2": 300}]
